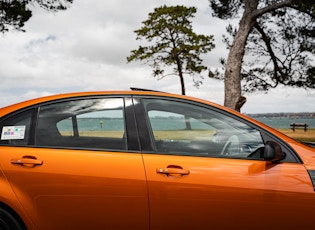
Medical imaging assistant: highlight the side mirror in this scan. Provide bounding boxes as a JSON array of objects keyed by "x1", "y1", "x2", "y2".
[{"x1": 263, "y1": 141, "x2": 285, "y2": 162}]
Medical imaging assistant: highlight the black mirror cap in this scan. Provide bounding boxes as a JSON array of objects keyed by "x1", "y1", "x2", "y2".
[{"x1": 264, "y1": 141, "x2": 286, "y2": 162}]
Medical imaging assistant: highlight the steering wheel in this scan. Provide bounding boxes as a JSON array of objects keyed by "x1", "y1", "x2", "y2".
[{"x1": 220, "y1": 135, "x2": 240, "y2": 155}]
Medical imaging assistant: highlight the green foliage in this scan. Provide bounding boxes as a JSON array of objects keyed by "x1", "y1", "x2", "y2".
[
  {"x1": 209, "y1": 0, "x2": 243, "y2": 19},
  {"x1": 127, "y1": 5, "x2": 215, "y2": 95},
  {"x1": 0, "y1": 0, "x2": 73, "y2": 33},
  {"x1": 0, "y1": 1, "x2": 31, "y2": 32},
  {"x1": 209, "y1": 0, "x2": 315, "y2": 93},
  {"x1": 243, "y1": 8, "x2": 315, "y2": 92}
]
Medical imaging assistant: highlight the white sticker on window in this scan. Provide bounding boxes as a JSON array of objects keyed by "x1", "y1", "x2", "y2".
[{"x1": 1, "y1": 126, "x2": 26, "y2": 140}]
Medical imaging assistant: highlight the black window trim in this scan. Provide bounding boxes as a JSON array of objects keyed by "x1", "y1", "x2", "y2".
[
  {"x1": 132, "y1": 97, "x2": 154, "y2": 152},
  {"x1": 124, "y1": 97, "x2": 141, "y2": 151}
]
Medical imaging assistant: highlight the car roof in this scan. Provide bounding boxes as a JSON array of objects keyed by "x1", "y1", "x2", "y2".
[{"x1": 0, "y1": 90, "x2": 230, "y2": 116}]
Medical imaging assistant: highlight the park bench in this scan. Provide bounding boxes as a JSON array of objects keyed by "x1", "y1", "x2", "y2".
[{"x1": 290, "y1": 123, "x2": 308, "y2": 132}]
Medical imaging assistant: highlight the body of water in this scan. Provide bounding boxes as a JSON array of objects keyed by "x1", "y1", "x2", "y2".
[
  {"x1": 57, "y1": 116, "x2": 315, "y2": 132},
  {"x1": 254, "y1": 117, "x2": 315, "y2": 129}
]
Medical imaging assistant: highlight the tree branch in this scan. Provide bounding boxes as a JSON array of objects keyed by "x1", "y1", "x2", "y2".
[
  {"x1": 254, "y1": 22, "x2": 284, "y2": 87},
  {"x1": 254, "y1": 0, "x2": 293, "y2": 18}
]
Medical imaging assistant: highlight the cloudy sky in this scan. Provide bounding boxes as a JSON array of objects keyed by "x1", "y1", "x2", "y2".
[{"x1": 0, "y1": 0, "x2": 314, "y2": 113}]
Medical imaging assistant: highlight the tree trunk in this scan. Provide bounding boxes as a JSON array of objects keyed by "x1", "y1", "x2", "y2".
[
  {"x1": 179, "y1": 74, "x2": 186, "y2": 95},
  {"x1": 224, "y1": 0, "x2": 258, "y2": 111},
  {"x1": 176, "y1": 56, "x2": 186, "y2": 95}
]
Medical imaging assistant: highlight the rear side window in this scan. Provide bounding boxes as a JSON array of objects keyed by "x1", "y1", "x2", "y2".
[
  {"x1": 0, "y1": 110, "x2": 34, "y2": 146},
  {"x1": 36, "y1": 98, "x2": 127, "y2": 150}
]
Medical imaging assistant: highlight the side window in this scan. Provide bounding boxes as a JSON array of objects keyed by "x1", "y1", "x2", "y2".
[
  {"x1": 0, "y1": 109, "x2": 34, "y2": 146},
  {"x1": 143, "y1": 99, "x2": 264, "y2": 158},
  {"x1": 56, "y1": 117, "x2": 74, "y2": 136},
  {"x1": 76, "y1": 110, "x2": 125, "y2": 138},
  {"x1": 37, "y1": 98, "x2": 127, "y2": 150}
]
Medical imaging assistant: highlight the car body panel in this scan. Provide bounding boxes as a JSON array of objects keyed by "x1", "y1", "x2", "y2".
[
  {"x1": 143, "y1": 153, "x2": 315, "y2": 229},
  {"x1": 288, "y1": 142, "x2": 315, "y2": 168},
  {"x1": 0, "y1": 147, "x2": 148, "y2": 230},
  {"x1": 0, "y1": 166, "x2": 37, "y2": 229}
]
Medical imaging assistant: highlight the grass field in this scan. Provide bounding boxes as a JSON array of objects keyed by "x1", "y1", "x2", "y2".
[
  {"x1": 276, "y1": 128, "x2": 315, "y2": 142},
  {"x1": 154, "y1": 129, "x2": 315, "y2": 142},
  {"x1": 62, "y1": 128, "x2": 315, "y2": 142}
]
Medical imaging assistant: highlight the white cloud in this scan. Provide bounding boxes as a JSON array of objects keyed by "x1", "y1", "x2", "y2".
[{"x1": 0, "y1": 0, "x2": 314, "y2": 113}]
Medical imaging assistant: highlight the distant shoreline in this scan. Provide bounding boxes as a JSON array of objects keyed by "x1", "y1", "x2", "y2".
[{"x1": 245, "y1": 112, "x2": 315, "y2": 119}]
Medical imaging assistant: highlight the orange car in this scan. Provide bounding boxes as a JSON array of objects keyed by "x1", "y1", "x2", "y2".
[{"x1": 0, "y1": 89, "x2": 314, "y2": 230}]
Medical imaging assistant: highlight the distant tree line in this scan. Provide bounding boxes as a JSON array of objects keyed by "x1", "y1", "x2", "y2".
[{"x1": 247, "y1": 112, "x2": 315, "y2": 119}]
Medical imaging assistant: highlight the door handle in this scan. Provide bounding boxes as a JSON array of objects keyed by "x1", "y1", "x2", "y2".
[
  {"x1": 11, "y1": 156, "x2": 43, "y2": 168},
  {"x1": 156, "y1": 166, "x2": 190, "y2": 176}
]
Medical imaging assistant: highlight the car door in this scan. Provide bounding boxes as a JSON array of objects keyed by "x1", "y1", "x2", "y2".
[
  {"x1": 0, "y1": 97, "x2": 149, "y2": 230},
  {"x1": 137, "y1": 98, "x2": 315, "y2": 230}
]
